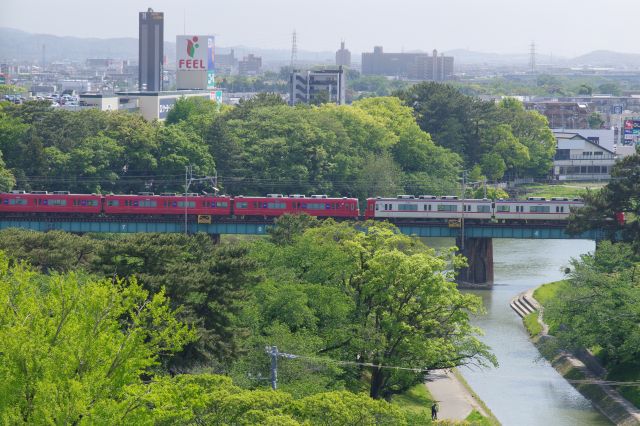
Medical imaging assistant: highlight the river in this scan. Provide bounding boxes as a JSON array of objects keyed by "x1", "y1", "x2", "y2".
[{"x1": 426, "y1": 238, "x2": 611, "y2": 425}]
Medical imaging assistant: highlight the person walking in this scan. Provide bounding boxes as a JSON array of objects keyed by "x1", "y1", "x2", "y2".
[{"x1": 431, "y1": 402, "x2": 439, "y2": 420}]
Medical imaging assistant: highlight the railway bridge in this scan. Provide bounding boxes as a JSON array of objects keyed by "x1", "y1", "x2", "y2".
[{"x1": 0, "y1": 217, "x2": 605, "y2": 286}]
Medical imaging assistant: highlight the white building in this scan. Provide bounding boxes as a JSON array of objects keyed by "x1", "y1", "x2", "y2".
[
  {"x1": 553, "y1": 132, "x2": 617, "y2": 181},
  {"x1": 552, "y1": 128, "x2": 615, "y2": 152},
  {"x1": 289, "y1": 68, "x2": 346, "y2": 106}
]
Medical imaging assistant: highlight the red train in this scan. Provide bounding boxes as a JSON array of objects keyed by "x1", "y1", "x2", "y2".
[{"x1": 0, "y1": 191, "x2": 360, "y2": 219}]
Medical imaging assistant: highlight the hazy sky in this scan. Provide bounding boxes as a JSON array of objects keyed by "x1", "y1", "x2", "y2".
[{"x1": 2, "y1": 0, "x2": 638, "y2": 57}]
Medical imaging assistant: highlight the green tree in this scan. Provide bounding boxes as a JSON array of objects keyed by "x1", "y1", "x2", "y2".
[
  {"x1": 0, "y1": 150, "x2": 15, "y2": 191},
  {"x1": 92, "y1": 233, "x2": 256, "y2": 369},
  {"x1": 249, "y1": 221, "x2": 496, "y2": 400},
  {"x1": 480, "y1": 152, "x2": 507, "y2": 181},
  {"x1": 165, "y1": 96, "x2": 219, "y2": 125},
  {"x1": 545, "y1": 242, "x2": 640, "y2": 367},
  {"x1": 598, "y1": 82, "x2": 621, "y2": 96},
  {"x1": 588, "y1": 112, "x2": 605, "y2": 129},
  {"x1": 568, "y1": 153, "x2": 640, "y2": 248},
  {"x1": 0, "y1": 252, "x2": 194, "y2": 424},
  {"x1": 577, "y1": 84, "x2": 593, "y2": 95}
]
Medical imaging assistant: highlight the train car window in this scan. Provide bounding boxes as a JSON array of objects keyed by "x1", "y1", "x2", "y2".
[
  {"x1": 49, "y1": 199, "x2": 67, "y2": 206},
  {"x1": 139, "y1": 200, "x2": 157, "y2": 208},
  {"x1": 398, "y1": 204, "x2": 418, "y2": 211},
  {"x1": 10, "y1": 199, "x2": 27, "y2": 205},
  {"x1": 497, "y1": 205, "x2": 510, "y2": 212},
  {"x1": 477, "y1": 205, "x2": 491, "y2": 213},
  {"x1": 267, "y1": 202, "x2": 286, "y2": 209},
  {"x1": 108, "y1": 200, "x2": 119, "y2": 207},
  {"x1": 530, "y1": 206, "x2": 550, "y2": 213},
  {"x1": 375, "y1": 204, "x2": 379, "y2": 211},
  {"x1": 178, "y1": 201, "x2": 196, "y2": 208},
  {"x1": 216, "y1": 202, "x2": 228, "y2": 208},
  {"x1": 305, "y1": 203, "x2": 326, "y2": 209},
  {"x1": 236, "y1": 202, "x2": 248, "y2": 208},
  {"x1": 437, "y1": 204, "x2": 457, "y2": 212}
]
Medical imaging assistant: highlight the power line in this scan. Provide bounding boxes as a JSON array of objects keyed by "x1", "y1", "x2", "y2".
[{"x1": 265, "y1": 347, "x2": 640, "y2": 390}]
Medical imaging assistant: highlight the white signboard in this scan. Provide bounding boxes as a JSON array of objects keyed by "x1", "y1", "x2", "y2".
[{"x1": 176, "y1": 35, "x2": 215, "y2": 90}]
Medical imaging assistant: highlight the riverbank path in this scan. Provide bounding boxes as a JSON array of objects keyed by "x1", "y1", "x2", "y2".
[{"x1": 425, "y1": 369, "x2": 485, "y2": 421}]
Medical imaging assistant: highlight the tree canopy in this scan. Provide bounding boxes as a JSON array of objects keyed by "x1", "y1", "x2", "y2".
[
  {"x1": 396, "y1": 82, "x2": 556, "y2": 180},
  {"x1": 238, "y1": 218, "x2": 496, "y2": 400}
]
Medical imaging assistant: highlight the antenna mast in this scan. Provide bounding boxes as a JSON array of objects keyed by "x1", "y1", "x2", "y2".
[
  {"x1": 529, "y1": 41, "x2": 536, "y2": 73},
  {"x1": 290, "y1": 30, "x2": 298, "y2": 69}
]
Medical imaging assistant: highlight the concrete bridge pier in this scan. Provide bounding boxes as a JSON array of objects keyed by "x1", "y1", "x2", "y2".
[{"x1": 455, "y1": 237, "x2": 494, "y2": 286}]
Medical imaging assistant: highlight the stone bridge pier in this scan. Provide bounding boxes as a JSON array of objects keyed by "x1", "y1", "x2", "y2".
[{"x1": 455, "y1": 237, "x2": 494, "y2": 286}]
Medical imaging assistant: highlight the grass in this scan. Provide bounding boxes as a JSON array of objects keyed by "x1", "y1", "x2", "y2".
[
  {"x1": 518, "y1": 182, "x2": 605, "y2": 199},
  {"x1": 523, "y1": 312, "x2": 542, "y2": 337},
  {"x1": 533, "y1": 280, "x2": 569, "y2": 306},
  {"x1": 392, "y1": 383, "x2": 434, "y2": 417},
  {"x1": 465, "y1": 410, "x2": 496, "y2": 426}
]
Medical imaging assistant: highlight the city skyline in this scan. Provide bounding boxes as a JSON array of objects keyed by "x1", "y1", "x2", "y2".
[{"x1": 3, "y1": 0, "x2": 640, "y2": 57}]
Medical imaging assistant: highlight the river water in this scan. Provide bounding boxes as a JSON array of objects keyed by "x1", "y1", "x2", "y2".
[{"x1": 425, "y1": 238, "x2": 611, "y2": 426}]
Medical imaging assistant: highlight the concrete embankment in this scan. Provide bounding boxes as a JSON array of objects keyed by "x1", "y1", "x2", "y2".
[{"x1": 511, "y1": 290, "x2": 640, "y2": 426}]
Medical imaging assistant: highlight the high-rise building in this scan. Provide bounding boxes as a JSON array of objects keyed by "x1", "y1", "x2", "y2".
[
  {"x1": 138, "y1": 8, "x2": 164, "y2": 91},
  {"x1": 335, "y1": 41, "x2": 351, "y2": 67},
  {"x1": 361, "y1": 46, "x2": 454, "y2": 81},
  {"x1": 289, "y1": 68, "x2": 346, "y2": 106}
]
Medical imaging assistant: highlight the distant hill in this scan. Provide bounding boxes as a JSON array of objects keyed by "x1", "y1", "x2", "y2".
[
  {"x1": 445, "y1": 49, "x2": 532, "y2": 65},
  {"x1": 4, "y1": 28, "x2": 640, "y2": 70},
  {"x1": 568, "y1": 50, "x2": 640, "y2": 68},
  {"x1": 0, "y1": 27, "x2": 334, "y2": 65},
  {"x1": 0, "y1": 28, "x2": 143, "y2": 62}
]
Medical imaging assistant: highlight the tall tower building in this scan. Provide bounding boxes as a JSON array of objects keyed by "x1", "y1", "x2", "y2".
[
  {"x1": 139, "y1": 8, "x2": 164, "y2": 91},
  {"x1": 336, "y1": 41, "x2": 351, "y2": 67}
]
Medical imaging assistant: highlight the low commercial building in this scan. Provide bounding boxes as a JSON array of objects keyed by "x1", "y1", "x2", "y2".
[
  {"x1": 78, "y1": 93, "x2": 120, "y2": 111},
  {"x1": 525, "y1": 101, "x2": 592, "y2": 129},
  {"x1": 116, "y1": 90, "x2": 211, "y2": 121},
  {"x1": 552, "y1": 132, "x2": 617, "y2": 181}
]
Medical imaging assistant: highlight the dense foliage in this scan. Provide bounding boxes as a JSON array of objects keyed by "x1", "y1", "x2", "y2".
[
  {"x1": 551, "y1": 155, "x2": 640, "y2": 407},
  {"x1": 0, "y1": 95, "x2": 462, "y2": 197},
  {"x1": 0, "y1": 251, "x2": 413, "y2": 424},
  {"x1": 568, "y1": 153, "x2": 640, "y2": 248},
  {"x1": 0, "y1": 220, "x2": 495, "y2": 406},
  {"x1": 397, "y1": 83, "x2": 556, "y2": 180},
  {"x1": 0, "y1": 230, "x2": 255, "y2": 371},
  {"x1": 1, "y1": 84, "x2": 558, "y2": 198},
  {"x1": 0, "y1": 252, "x2": 194, "y2": 423},
  {"x1": 234, "y1": 219, "x2": 496, "y2": 400}
]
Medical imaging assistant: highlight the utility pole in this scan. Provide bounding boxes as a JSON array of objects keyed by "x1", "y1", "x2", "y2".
[
  {"x1": 184, "y1": 164, "x2": 219, "y2": 235},
  {"x1": 184, "y1": 165, "x2": 192, "y2": 235},
  {"x1": 266, "y1": 346, "x2": 278, "y2": 390},
  {"x1": 264, "y1": 346, "x2": 299, "y2": 390},
  {"x1": 460, "y1": 170, "x2": 467, "y2": 250}
]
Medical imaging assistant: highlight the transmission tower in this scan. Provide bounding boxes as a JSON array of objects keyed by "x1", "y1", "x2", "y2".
[
  {"x1": 529, "y1": 42, "x2": 536, "y2": 73},
  {"x1": 290, "y1": 30, "x2": 298, "y2": 69}
]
